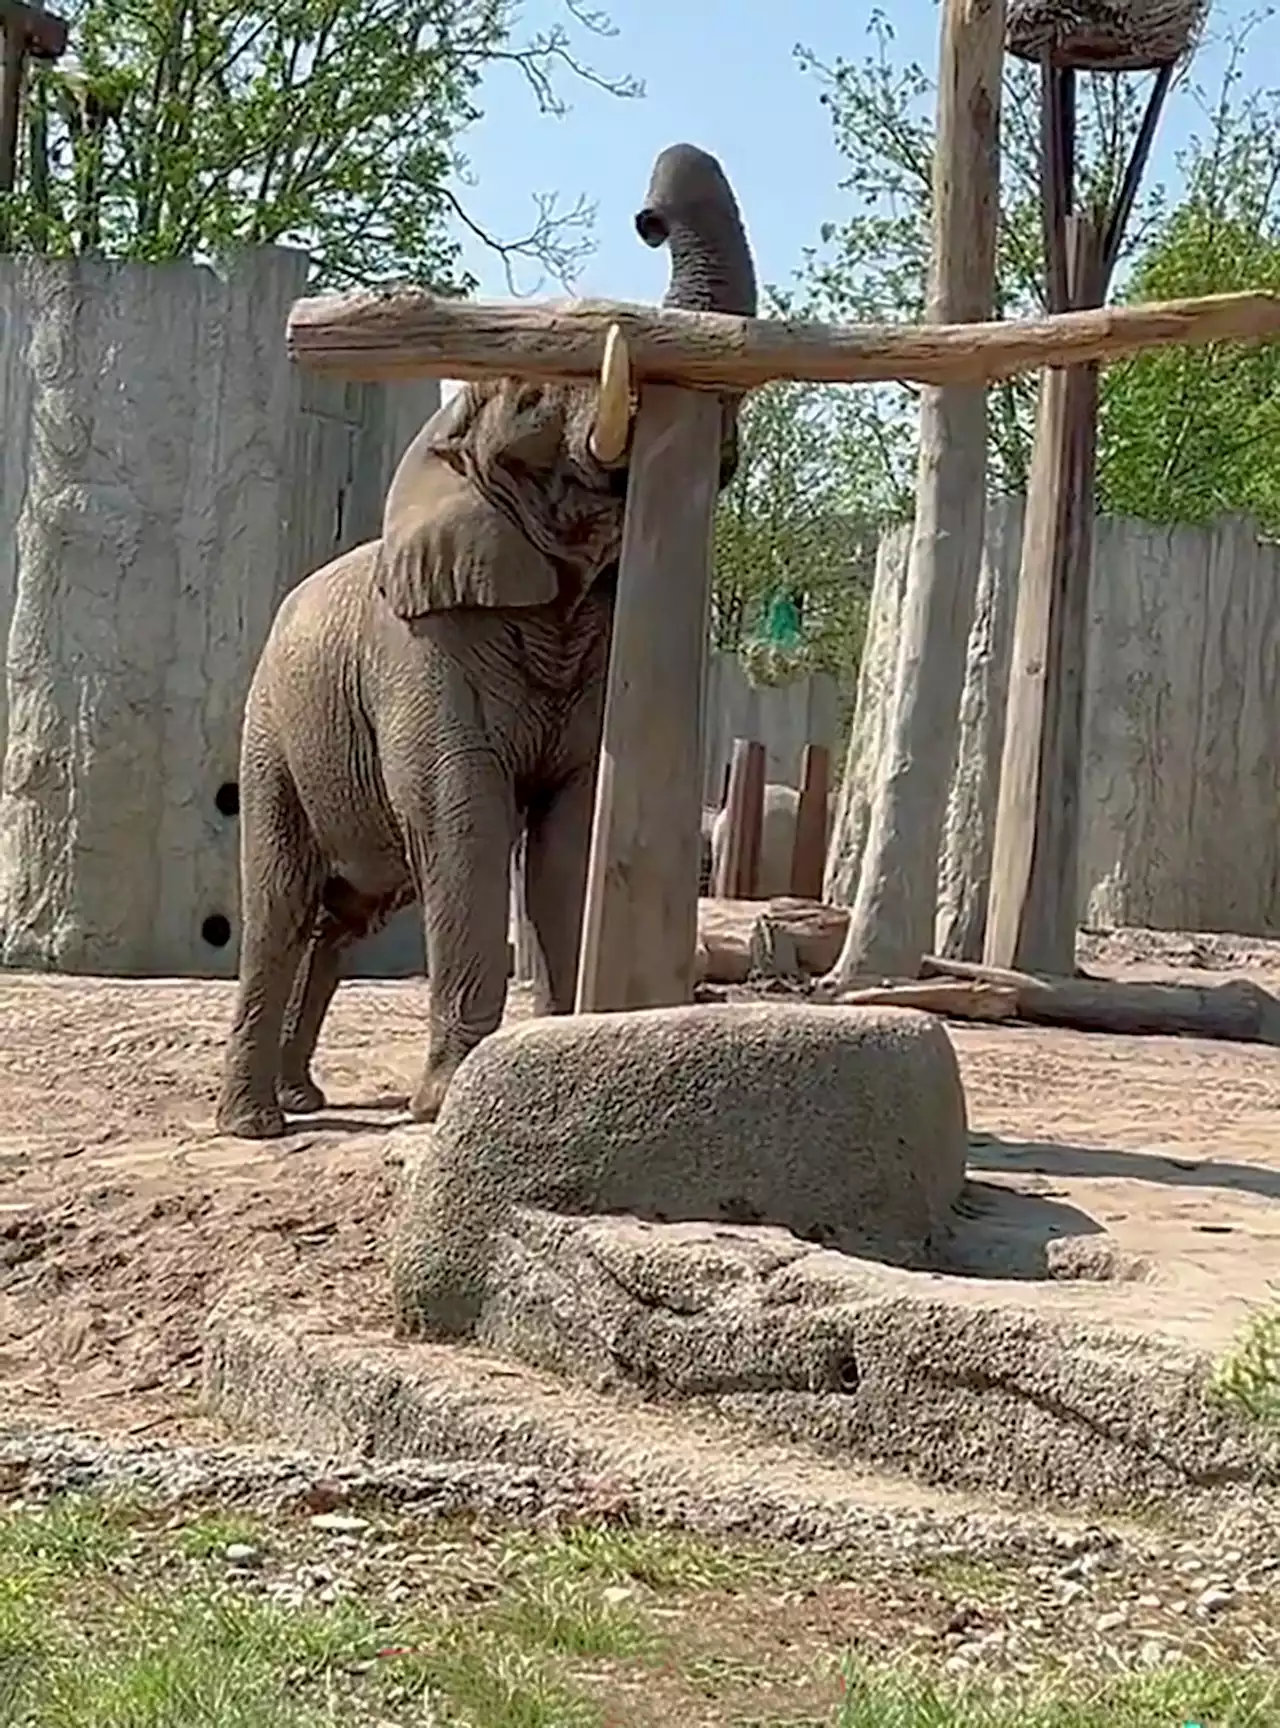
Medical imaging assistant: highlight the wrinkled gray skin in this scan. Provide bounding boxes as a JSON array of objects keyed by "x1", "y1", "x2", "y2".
[
  {"x1": 709, "y1": 782, "x2": 837, "y2": 899},
  {"x1": 216, "y1": 143, "x2": 758, "y2": 1138}
]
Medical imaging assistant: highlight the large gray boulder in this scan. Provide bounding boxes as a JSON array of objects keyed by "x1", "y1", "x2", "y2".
[{"x1": 390, "y1": 1002, "x2": 969, "y2": 1340}]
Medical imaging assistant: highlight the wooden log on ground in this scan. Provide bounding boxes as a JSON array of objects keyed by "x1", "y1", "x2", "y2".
[
  {"x1": 834, "y1": 979, "x2": 1019, "y2": 1022},
  {"x1": 918, "y1": 954, "x2": 1280, "y2": 1045},
  {"x1": 575, "y1": 385, "x2": 721, "y2": 1013},
  {"x1": 695, "y1": 904, "x2": 1280, "y2": 1045},
  {"x1": 712, "y1": 738, "x2": 765, "y2": 899},
  {"x1": 790, "y1": 744, "x2": 831, "y2": 899},
  {"x1": 826, "y1": 0, "x2": 1004, "y2": 983},
  {"x1": 285, "y1": 287, "x2": 1280, "y2": 392}
]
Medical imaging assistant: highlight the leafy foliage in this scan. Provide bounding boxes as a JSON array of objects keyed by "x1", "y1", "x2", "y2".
[
  {"x1": 1211, "y1": 1296, "x2": 1280, "y2": 1427},
  {"x1": 4, "y1": 0, "x2": 641, "y2": 289},
  {"x1": 792, "y1": 6, "x2": 1280, "y2": 531},
  {"x1": 1099, "y1": 26, "x2": 1280, "y2": 531},
  {"x1": 713, "y1": 373, "x2": 877, "y2": 692}
]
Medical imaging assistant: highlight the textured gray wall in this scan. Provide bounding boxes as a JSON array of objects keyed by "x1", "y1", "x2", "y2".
[
  {"x1": 836, "y1": 500, "x2": 1280, "y2": 948},
  {"x1": 0, "y1": 247, "x2": 439, "y2": 977}
]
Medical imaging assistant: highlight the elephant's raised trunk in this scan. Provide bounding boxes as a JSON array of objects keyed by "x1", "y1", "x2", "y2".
[
  {"x1": 630, "y1": 142, "x2": 758, "y2": 487},
  {"x1": 636, "y1": 142, "x2": 758, "y2": 319}
]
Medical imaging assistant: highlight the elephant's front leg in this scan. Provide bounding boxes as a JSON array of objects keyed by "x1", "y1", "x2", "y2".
[
  {"x1": 399, "y1": 755, "x2": 518, "y2": 1123},
  {"x1": 524, "y1": 763, "x2": 597, "y2": 1014}
]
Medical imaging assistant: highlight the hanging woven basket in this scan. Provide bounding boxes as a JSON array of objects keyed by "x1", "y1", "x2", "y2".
[{"x1": 1005, "y1": 0, "x2": 1210, "y2": 71}]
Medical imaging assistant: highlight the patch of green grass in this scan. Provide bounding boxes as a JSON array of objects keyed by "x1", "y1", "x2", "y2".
[
  {"x1": 495, "y1": 1575, "x2": 654, "y2": 1659},
  {"x1": 0, "y1": 1494, "x2": 131, "y2": 1575},
  {"x1": 0, "y1": 1494, "x2": 1274, "y2": 1727},
  {"x1": 173, "y1": 1510, "x2": 272, "y2": 1561},
  {"x1": 909, "y1": 1555, "x2": 1023, "y2": 1600},
  {"x1": 834, "y1": 1657, "x2": 1280, "y2": 1727},
  {"x1": 1211, "y1": 1296, "x2": 1280, "y2": 1427},
  {"x1": 507, "y1": 1523, "x2": 779, "y2": 1592}
]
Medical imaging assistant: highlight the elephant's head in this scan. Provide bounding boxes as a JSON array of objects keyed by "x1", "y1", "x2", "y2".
[{"x1": 377, "y1": 142, "x2": 758, "y2": 622}]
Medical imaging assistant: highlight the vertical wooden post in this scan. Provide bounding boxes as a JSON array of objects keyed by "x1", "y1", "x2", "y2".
[
  {"x1": 713, "y1": 738, "x2": 765, "y2": 899},
  {"x1": 575, "y1": 386, "x2": 722, "y2": 1013},
  {"x1": 0, "y1": 2, "x2": 68, "y2": 246},
  {"x1": 985, "y1": 214, "x2": 1102, "y2": 973},
  {"x1": 790, "y1": 744, "x2": 830, "y2": 899},
  {"x1": 824, "y1": 0, "x2": 1005, "y2": 984}
]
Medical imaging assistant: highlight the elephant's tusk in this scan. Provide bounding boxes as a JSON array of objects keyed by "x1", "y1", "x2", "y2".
[{"x1": 588, "y1": 323, "x2": 632, "y2": 464}]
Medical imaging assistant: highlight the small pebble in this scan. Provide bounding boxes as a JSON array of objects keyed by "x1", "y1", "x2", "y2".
[
  {"x1": 1095, "y1": 1609, "x2": 1127, "y2": 1633},
  {"x1": 224, "y1": 1542, "x2": 261, "y2": 1568},
  {"x1": 310, "y1": 1512, "x2": 370, "y2": 1535},
  {"x1": 1196, "y1": 1585, "x2": 1233, "y2": 1615}
]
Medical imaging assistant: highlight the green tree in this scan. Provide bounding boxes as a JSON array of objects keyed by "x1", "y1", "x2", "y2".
[
  {"x1": 5, "y1": 0, "x2": 640, "y2": 289},
  {"x1": 791, "y1": 7, "x2": 1280, "y2": 527},
  {"x1": 1099, "y1": 28, "x2": 1280, "y2": 529},
  {"x1": 713, "y1": 377, "x2": 877, "y2": 690}
]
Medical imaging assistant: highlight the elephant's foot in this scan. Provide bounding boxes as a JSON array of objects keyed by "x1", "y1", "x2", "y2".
[
  {"x1": 409, "y1": 1064, "x2": 459, "y2": 1124},
  {"x1": 278, "y1": 1074, "x2": 326, "y2": 1115},
  {"x1": 216, "y1": 1080, "x2": 287, "y2": 1140}
]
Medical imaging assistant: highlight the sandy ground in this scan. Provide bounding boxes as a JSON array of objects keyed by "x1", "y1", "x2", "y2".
[{"x1": 2, "y1": 925, "x2": 1280, "y2": 1446}]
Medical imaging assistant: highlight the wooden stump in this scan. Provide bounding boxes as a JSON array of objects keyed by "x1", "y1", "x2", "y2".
[
  {"x1": 790, "y1": 743, "x2": 830, "y2": 899},
  {"x1": 712, "y1": 738, "x2": 765, "y2": 899}
]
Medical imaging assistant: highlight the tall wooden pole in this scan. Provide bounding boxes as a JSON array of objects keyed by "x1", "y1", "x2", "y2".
[
  {"x1": 985, "y1": 60, "x2": 1176, "y2": 976},
  {"x1": 575, "y1": 386, "x2": 721, "y2": 1012},
  {"x1": 0, "y1": 0, "x2": 67, "y2": 246},
  {"x1": 824, "y1": 0, "x2": 1005, "y2": 984}
]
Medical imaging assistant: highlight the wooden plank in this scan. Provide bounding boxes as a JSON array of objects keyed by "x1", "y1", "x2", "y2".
[
  {"x1": 713, "y1": 738, "x2": 765, "y2": 899},
  {"x1": 985, "y1": 216, "x2": 1102, "y2": 973},
  {"x1": 790, "y1": 743, "x2": 830, "y2": 898},
  {"x1": 575, "y1": 385, "x2": 721, "y2": 1013},
  {"x1": 0, "y1": 28, "x2": 21, "y2": 200},
  {"x1": 285, "y1": 285, "x2": 1280, "y2": 392},
  {"x1": 824, "y1": 0, "x2": 1005, "y2": 981}
]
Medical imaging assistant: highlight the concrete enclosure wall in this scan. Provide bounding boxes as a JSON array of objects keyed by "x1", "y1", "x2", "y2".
[
  {"x1": 836, "y1": 499, "x2": 1280, "y2": 948},
  {"x1": 701, "y1": 653, "x2": 840, "y2": 806},
  {"x1": 0, "y1": 247, "x2": 439, "y2": 978}
]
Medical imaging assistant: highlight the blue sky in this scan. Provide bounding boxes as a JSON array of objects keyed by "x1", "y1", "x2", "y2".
[{"x1": 451, "y1": 0, "x2": 1272, "y2": 306}]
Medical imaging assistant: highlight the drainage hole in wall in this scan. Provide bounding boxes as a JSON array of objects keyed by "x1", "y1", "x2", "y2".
[
  {"x1": 201, "y1": 913, "x2": 232, "y2": 948},
  {"x1": 826, "y1": 1352, "x2": 860, "y2": 1394},
  {"x1": 214, "y1": 780, "x2": 240, "y2": 818}
]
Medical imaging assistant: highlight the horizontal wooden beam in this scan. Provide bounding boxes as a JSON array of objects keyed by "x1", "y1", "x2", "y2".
[{"x1": 286, "y1": 287, "x2": 1280, "y2": 391}]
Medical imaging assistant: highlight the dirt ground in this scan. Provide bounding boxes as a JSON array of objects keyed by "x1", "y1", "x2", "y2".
[{"x1": 2, "y1": 924, "x2": 1280, "y2": 1448}]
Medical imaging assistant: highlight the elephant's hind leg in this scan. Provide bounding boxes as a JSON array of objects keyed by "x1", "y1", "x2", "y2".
[
  {"x1": 216, "y1": 746, "x2": 325, "y2": 1140},
  {"x1": 278, "y1": 881, "x2": 414, "y2": 1113},
  {"x1": 277, "y1": 917, "x2": 342, "y2": 1115}
]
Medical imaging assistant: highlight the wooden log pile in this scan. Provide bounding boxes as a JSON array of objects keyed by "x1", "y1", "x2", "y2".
[{"x1": 695, "y1": 897, "x2": 1280, "y2": 1048}]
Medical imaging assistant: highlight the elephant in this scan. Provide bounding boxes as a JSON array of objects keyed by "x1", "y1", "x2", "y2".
[
  {"x1": 215, "y1": 142, "x2": 759, "y2": 1139},
  {"x1": 709, "y1": 781, "x2": 837, "y2": 900}
]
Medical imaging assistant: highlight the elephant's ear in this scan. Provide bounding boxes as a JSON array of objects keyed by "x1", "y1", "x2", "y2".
[{"x1": 377, "y1": 386, "x2": 560, "y2": 618}]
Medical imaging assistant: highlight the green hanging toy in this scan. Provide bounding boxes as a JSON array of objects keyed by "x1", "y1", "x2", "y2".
[
  {"x1": 763, "y1": 589, "x2": 803, "y2": 649},
  {"x1": 741, "y1": 587, "x2": 805, "y2": 687}
]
